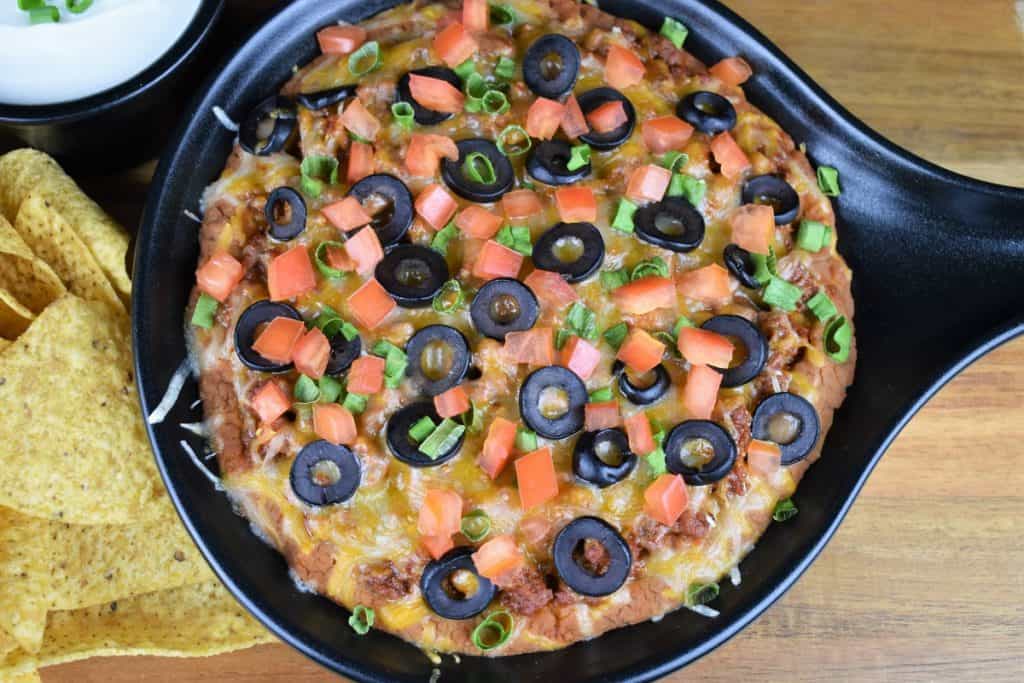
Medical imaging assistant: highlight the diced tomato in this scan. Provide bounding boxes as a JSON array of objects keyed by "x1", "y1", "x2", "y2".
[
  {"x1": 624, "y1": 412, "x2": 655, "y2": 455},
  {"x1": 408, "y1": 74, "x2": 466, "y2": 113},
  {"x1": 292, "y1": 327, "x2": 331, "y2": 379},
  {"x1": 604, "y1": 44, "x2": 645, "y2": 89},
  {"x1": 677, "y1": 327, "x2": 734, "y2": 368},
  {"x1": 554, "y1": 186, "x2": 597, "y2": 223},
  {"x1": 559, "y1": 335, "x2": 601, "y2": 381},
  {"x1": 196, "y1": 250, "x2": 244, "y2": 303},
  {"x1": 418, "y1": 488, "x2": 463, "y2": 537},
  {"x1": 503, "y1": 327, "x2": 554, "y2": 367},
  {"x1": 251, "y1": 316, "x2": 305, "y2": 364},
  {"x1": 616, "y1": 327, "x2": 666, "y2": 374},
  {"x1": 586, "y1": 100, "x2": 628, "y2": 134},
  {"x1": 683, "y1": 363, "x2": 722, "y2": 419},
  {"x1": 344, "y1": 227, "x2": 384, "y2": 276},
  {"x1": 644, "y1": 474, "x2": 688, "y2": 526},
  {"x1": 251, "y1": 381, "x2": 291, "y2": 425},
  {"x1": 710, "y1": 131, "x2": 751, "y2": 180},
  {"x1": 316, "y1": 25, "x2": 367, "y2": 56},
  {"x1": 325, "y1": 244, "x2": 354, "y2": 272},
  {"x1": 462, "y1": 0, "x2": 488, "y2": 32},
  {"x1": 313, "y1": 403, "x2": 358, "y2": 445},
  {"x1": 347, "y1": 278, "x2": 396, "y2": 329},
  {"x1": 347, "y1": 141, "x2": 375, "y2": 183},
  {"x1": 613, "y1": 275, "x2": 675, "y2": 315},
  {"x1": 421, "y1": 534, "x2": 455, "y2": 560},
  {"x1": 730, "y1": 203, "x2": 775, "y2": 253},
  {"x1": 268, "y1": 245, "x2": 316, "y2": 301},
  {"x1": 561, "y1": 94, "x2": 588, "y2": 138},
  {"x1": 677, "y1": 263, "x2": 732, "y2": 305},
  {"x1": 641, "y1": 115, "x2": 694, "y2": 154},
  {"x1": 472, "y1": 534, "x2": 525, "y2": 581},
  {"x1": 625, "y1": 164, "x2": 672, "y2": 203},
  {"x1": 525, "y1": 97, "x2": 565, "y2": 140},
  {"x1": 340, "y1": 98, "x2": 380, "y2": 141},
  {"x1": 502, "y1": 189, "x2": 543, "y2": 220},
  {"x1": 523, "y1": 269, "x2": 579, "y2": 308},
  {"x1": 584, "y1": 401, "x2": 621, "y2": 431},
  {"x1": 434, "y1": 384, "x2": 471, "y2": 418},
  {"x1": 479, "y1": 416, "x2": 518, "y2": 479},
  {"x1": 455, "y1": 205, "x2": 503, "y2": 239},
  {"x1": 433, "y1": 21, "x2": 478, "y2": 67},
  {"x1": 514, "y1": 446, "x2": 559, "y2": 510},
  {"x1": 322, "y1": 196, "x2": 371, "y2": 233},
  {"x1": 347, "y1": 355, "x2": 386, "y2": 394},
  {"x1": 404, "y1": 133, "x2": 458, "y2": 177},
  {"x1": 747, "y1": 439, "x2": 781, "y2": 476},
  {"x1": 709, "y1": 56, "x2": 753, "y2": 87},
  {"x1": 415, "y1": 183, "x2": 459, "y2": 231},
  {"x1": 472, "y1": 239, "x2": 524, "y2": 280}
]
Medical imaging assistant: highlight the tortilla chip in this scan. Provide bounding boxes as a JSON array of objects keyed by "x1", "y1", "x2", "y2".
[
  {"x1": 9, "y1": 669, "x2": 40, "y2": 683},
  {"x1": 0, "y1": 289, "x2": 33, "y2": 338},
  {"x1": 13, "y1": 194, "x2": 122, "y2": 315},
  {"x1": 0, "y1": 510, "x2": 50, "y2": 652},
  {"x1": 0, "y1": 149, "x2": 131, "y2": 304},
  {"x1": 0, "y1": 215, "x2": 67, "y2": 315},
  {"x1": 0, "y1": 295, "x2": 166, "y2": 524}
]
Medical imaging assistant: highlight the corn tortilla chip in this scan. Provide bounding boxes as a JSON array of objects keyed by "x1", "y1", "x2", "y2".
[
  {"x1": 0, "y1": 289, "x2": 33, "y2": 338},
  {"x1": 0, "y1": 149, "x2": 131, "y2": 304},
  {"x1": 13, "y1": 194, "x2": 122, "y2": 315},
  {"x1": 9, "y1": 669, "x2": 40, "y2": 683},
  {"x1": 0, "y1": 295, "x2": 165, "y2": 524},
  {"x1": 0, "y1": 215, "x2": 67, "y2": 315}
]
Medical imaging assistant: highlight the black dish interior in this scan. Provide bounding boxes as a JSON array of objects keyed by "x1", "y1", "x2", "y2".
[{"x1": 133, "y1": 0, "x2": 1024, "y2": 681}]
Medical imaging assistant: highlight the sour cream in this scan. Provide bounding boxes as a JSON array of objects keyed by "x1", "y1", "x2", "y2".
[{"x1": 0, "y1": 0, "x2": 202, "y2": 106}]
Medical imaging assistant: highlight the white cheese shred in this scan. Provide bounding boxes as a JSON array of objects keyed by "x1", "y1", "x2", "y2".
[
  {"x1": 190, "y1": 399, "x2": 202, "y2": 410},
  {"x1": 428, "y1": 668, "x2": 441, "y2": 683},
  {"x1": 148, "y1": 358, "x2": 193, "y2": 424},
  {"x1": 212, "y1": 105, "x2": 239, "y2": 132},
  {"x1": 688, "y1": 605, "x2": 720, "y2": 618},
  {"x1": 729, "y1": 566, "x2": 742, "y2": 586},
  {"x1": 179, "y1": 421, "x2": 207, "y2": 437},
  {"x1": 179, "y1": 439, "x2": 222, "y2": 490},
  {"x1": 183, "y1": 209, "x2": 202, "y2": 223}
]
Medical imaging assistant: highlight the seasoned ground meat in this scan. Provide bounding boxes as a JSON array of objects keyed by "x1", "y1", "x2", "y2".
[
  {"x1": 358, "y1": 560, "x2": 414, "y2": 604},
  {"x1": 198, "y1": 361, "x2": 248, "y2": 474},
  {"x1": 498, "y1": 566, "x2": 554, "y2": 615},
  {"x1": 581, "y1": 538, "x2": 611, "y2": 576},
  {"x1": 291, "y1": 541, "x2": 337, "y2": 590}
]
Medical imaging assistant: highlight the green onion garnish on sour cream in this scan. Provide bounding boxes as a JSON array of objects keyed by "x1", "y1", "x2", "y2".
[{"x1": 19, "y1": 0, "x2": 93, "y2": 23}]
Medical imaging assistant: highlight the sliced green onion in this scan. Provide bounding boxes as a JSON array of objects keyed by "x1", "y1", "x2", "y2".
[
  {"x1": 65, "y1": 0, "x2": 92, "y2": 13},
  {"x1": 314, "y1": 240, "x2": 347, "y2": 279},
  {"x1": 806, "y1": 290, "x2": 837, "y2": 321},
  {"x1": 515, "y1": 427, "x2": 538, "y2": 452},
  {"x1": 566, "y1": 144, "x2": 591, "y2": 172},
  {"x1": 823, "y1": 315, "x2": 852, "y2": 362},
  {"x1": 495, "y1": 56, "x2": 517, "y2": 80},
  {"x1": 763, "y1": 276, "x2": 802, "y2": 311},
  {"x1": 672, "y1": 316, "x2": 695, "y2": 336},
  {"x1": 348, "y1": 41, "x2": 381, "y2": 77},
  {"x1": 565, "y1": 302, "x2": 598, "y2": 340},
  {"x1": 471, "y1": 610, "x2": 513, "y2": 651},
  {"x1": 554, "y1": 328, "x2": 571, "y2": 350},
  {"x1": 318, "y1": 375, "x2": 343, "y2": 403},
  {"x1": 463, "y1": 401, "x2": 484, "y2": 433},
  {"x1": 496, "y1": 125, "x2": 531, "y2": 157},
  {"x1": 589, "y1": 387, "x2": 613, "y2": 402},
  {"x1": 191, "y1": 293, "x2": 218, "y2": 329},
  {"x1": 372, "y1": 340, "x2": 408, "y2": 389},
  {"x1": 496, "y1": 225, "x2": 532, "y2": 255},
  {"x1": 300, "y1": 155, "x2": 339, "y2": 198},
  {"x1": 342, "y1": 391, "x2": 368, "y2": 414},
  {"x1": 600, "y1": 268, "x2": 629, "y2": 292},
  {"x1": 817, "y1": 165, "x2": 841, "y2": 196},
  {"x1": 18, "y1": 0, "x2": 46, "y2": 9},
  {"x1": 489, "y1": 3, "x2": 516, "y2": 25},
  {"x1": 660, "y1": 17, "x2": 688, "y2": 49},
  {"x1": 482, "y1": 90, "x2": 510, "y2": 115},
  {"x1": 460, "y1": 510, "x2": 492, "y2": 542},
  {"x1": 340, "y1": 321, "x2": 359, "y2": 341},
  {"x1": 653, "y1": 331, "x2": 679, "y2": 351},
  {"x1": 348, "y1": 605, "x2": 375, "y2": 635},
  {"x1": 749, "y1": 246, "x2": 778, "y2": 286},
  {"x1": 772, "y1": 498, "x2": 799, "y2": 522},
  {"x1": 432, "y1": 279, "x2": 465, "y2": 313},
  {"x1": 603, "y1": 322, "x2": 629, "y2": 350},
  {"x1": 294, "y1": 375, "x2": 321, "y2": 404},
  {"x1": 796, "y1": 220, "x2": 832, "y2": 252},
  {"x1": 431, "y1": 221, "x2": 459, "y2": 255},
  {"x1": 313, "y1": 305, "x2": 344, "y2": 338},
  {"x1": 611, "y1": 198, "x2": 637, "y2": 233},
  {"x1": 463, "y1": 151, "x2": 497, "y2": 184},
  {"x1": 667, "y1": 174, "x2": 706, "y2": 206},
  {"x1": 631, "y1": 257, "x2": 669, "y2": 281},
  {"x1": 409, "y1": 416, "x2": 438, "y2": 444},
  {"x1": 661, "y1": 151, "x2": 689, "y2": 173},
  {"x1": 645, "y1": 446, "x2": 667, "y2": 475},
  {"x1": 29, "y1": 6, "x2": 59, "y2": 23},
  {"x1": 455, "y1": 58, "x2": 477, "y2": 80},
  {"x1": 687, "y1": 582, "x2": 719, "y2": 606},
  {"x1": 391, "y1": 101, "x2": 415, "y2": 131},
  {"x1": 463, "y1": 72, "x2": 489, "y2": 113},
  {"x1": 419, "y1": 418, "x2": 466, "y2": 459}
]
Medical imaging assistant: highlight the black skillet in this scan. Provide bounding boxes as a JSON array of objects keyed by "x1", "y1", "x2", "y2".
[{"x1": 132, "y1": 0, "x2": 1024, "y2": 680}]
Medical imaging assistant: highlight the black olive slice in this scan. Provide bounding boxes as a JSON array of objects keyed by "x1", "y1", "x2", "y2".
[
  {"x1": 664, "y1": 420, "x2": 737, "y2": 486},
  {"x1": 420, "y1": 547, "x2": 496, "y2": 619},
  {"x1": 751, "y1": 392, "x2": 820, "y2": 465},
  {"x1": 405, "y1": 325, "x2": 471, "y2": 397},
  {"x1": 375, "y1": 244, "x2": 449, "y2": 308},
  {"x1": 723, "y1": 243, "x2": 762, "y2": 289},
  {"x1": 325, "y1": 331, "x2": 362, "y2": 376},
  {"x1": 386, "y1": 401, "x2": 464, "y2": 467},
  {"x1": 519, "y1": 366, "x2": 587, "y2": 439},
  {"x1": 526, "y1": 140, "x2": 591, "y2": 186},
  {"x1": 396, "y1": 67, "x2": 463, "y2": 126},
  {"x1": 700, "y1": 315, "x2": 768, "y2": 387},
  {"x1": 295, "y1": 84, "x2": 358, "y2": 111},
  {"x1": 531, "y1": 222, "x2": 604, "y2": 283},
  {"x1": 234, "y1": 300, "x2": 302, "y2": 373},
  {"x1": 634, "y1": 198, "x2": 705, "y2": 253},
  {"x1": 573, "y1": 429, "x2": 637, "y2": 488},
  {"x1": 522, "y1": 34, "x2": 580, "y2": 99},
  {"x1": 612, "y1": 360, "x2": 670, "y2": 406},
  {"x1": 577, "y1": 87, "x2": 636, "y2": 150},
  {"x1": 470, "y1": 278, "x2": 539, "y2": 341},
  {"x1": 440, "y1": 138, "x2": 515, "y2": 203},
  {"x1": 289, "y1": 440, "x2": 361, "y2": 506},
  {"x1": 676, "y1": 91, "x2": 737, "y2": 135},
  {"x1": 741, "y1": 174, "x2": 800, "y2": 225},
  {"x1": 347, "y1": 174, "x2": 414, "y2": 246},
  {"x1": 239, "y1": 95, "x2": 297, "y2": 156},
  {"x1": 552, "y1": 517, "x2": 631, "y2": 597},
  {"x1": 264, "y1": 187, "x2": 307, "y2": 241}
]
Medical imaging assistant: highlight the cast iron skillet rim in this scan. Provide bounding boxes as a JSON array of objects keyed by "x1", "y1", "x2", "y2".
[{"x1": 132, "y1": 0, "x2": 1024, "y2": 680}]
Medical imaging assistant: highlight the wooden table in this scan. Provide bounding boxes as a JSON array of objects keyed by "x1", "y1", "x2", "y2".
[{"x1": 46, "y1": 0, "x2": 1024, "y2": 680}]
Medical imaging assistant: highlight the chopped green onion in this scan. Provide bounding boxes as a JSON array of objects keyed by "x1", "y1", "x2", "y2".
[
  {"x1": 460, "y1": 510, "x2": 492, "y2": 542},
  {"x1": 603, "y1": 322, "x2": 629, "y2": 350},
  {"x1": 431, "y1": 221, "x2": 459, "y2": 255},
  {"x1": 652, "y1": 330, "x2": 678, "y2": 351},
  {"x1": 65, "y1": 0, "x2": 92, "y2": 13},
  {"x1": 455, "y1": 58, "x2": 477, "y2": 80},
  {"x1": 796, "y1": 220, "x2": 832, "y2": 252},
  {"x1": 660, "y1": 17, "x2": 688, "y2": 49},
  {"x1": 463, "y1": 401, "x2": 484, "y2": 433},
  {"x1": 313, "y1": 305, "x2": 344, "y2": 338},
  {"x1": 342, "y1": 391, "x2": 368, "y2": 414},
  {"x1": 463, "y1": 73, "x2": 489, "y2": 112},
  {"x1": 463, "y1": 151, "x2": 497, "y2": 184},
  {"x1": 340, "y1": 321, "x2": 359, "y2": 341},
  {"x1": 661, "y1": 151, "x2": 689, "y2": 173},
  {"x1": 348, "y1": 605, "x2": 375, "y2": 635},
  {"x1": 667, "y1": 174, "x2": 706, "y2": 206},
  {"x1": 823, "y1": 315, "x2": 852, "y2": 362},
  {"x1": 18, "y1": 0, "x2": 46, "y2": 9},
  {"x1": 314, "y1": 241, "x2": 347, "y2": 279},
  {"x1": 600, "y1": 268, "x2": 629, "y2": 292},
  {"x1": 816, "y1": 166, "x2": 841, "y2": 196},
  {"x1": 565, "y1": 302, "x2": 598, "y2": 340},
  {"x1": 589, "y1": 387, "x2": 613, "y2": 402},
  {"x1": 28, "y1": 6, "x2": 59, "y2": 23},
  {"x1": 391, "y1": 101, "x2": 415, "y2": 131},
  {"x1": 631, "y1": 257, "x2": 669, "y2": 281},
  {"x1": 191, "y1": 293, "x2": 218, "y2": 329},
  {"x1": 645, "y1": 430, "x2": 667, "y2": 474},
  {"x1": 432, "y1": 279, "x2": 465, "y2": 313},
  {"x1": 749, "y1": 246, "x2": 778, "y2": 286},
  {"x1": 763, "y1": 276, "x2": 802, "y2": 311},
  {"x1": 496, "y1": 125, "x2": 531, "y2": 157},
  {"x1": 611, "y1": 198, "x2": 637, "y2": 233},
  {"x1": 515, "y1": 427, "x2": 538, "y2": 452},
  {"x1": 489, "y1": 3, "x2": 516, "y2": 25},
  {"x1": 566, "y1": 144, "x2": 591, "y2": 172},
  {"x1": 408, "y1": 416, "x2": 438, "y2": 444},
  {"x1": 687, "y1": 582, "x2": 719, "y2": 606},
  {"x1": 372, "y1": 340, "x2": 408, "y2": 389},
  {"x1": 471, "y1": 610, "x2": 513, "y2": 651},
  {"x1": 495, "y1": 225, "x2": 532, "y2": 255},
  {"x1": 672, "y1": 316, "x2": 695, "y2": 336},
  {"x1": 495, "y1": 56, "x2": 517, "y2": 80},
  {"x1": 300, "y1": 155, "x2": 339, "y2": 198},
  {"x1": 482, "y1": 90, "x2": 510, "y2": 115},
  {"x1": 294, "y1": 375, "x2": 321, "y2": 404},
  {"x1": 772, "y1": 498, "x2": 799, "y2": 522},
  {"x1": 318, "y1": 375, "x2": 343, "y2": 403},
  {"x1": 419, "y1": 418, "x2": 466, "y2": 459},
  {"x1": 554, "y1": 328, "x2": 571, "y2": 350},
  {"x1": 806, "y1": 291, "x2": 837, "y2": 321},
  {"x1": 348, "y1": 41, "x2": 381, "y2": 77}
]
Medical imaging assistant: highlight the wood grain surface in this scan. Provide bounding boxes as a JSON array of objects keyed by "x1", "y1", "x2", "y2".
[{"x1": 45, "y1": 0, "x2": 1024, "y2": 680}]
